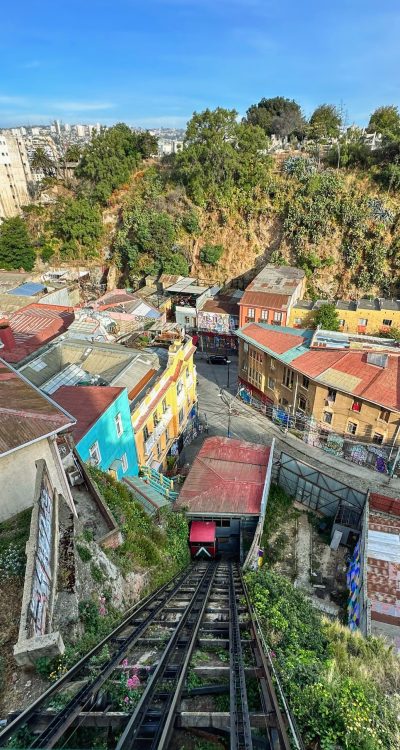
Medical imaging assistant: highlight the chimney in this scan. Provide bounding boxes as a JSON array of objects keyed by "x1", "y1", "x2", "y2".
[{"x1": 0, "y1": 319, "x2": 16, "y2": 351}]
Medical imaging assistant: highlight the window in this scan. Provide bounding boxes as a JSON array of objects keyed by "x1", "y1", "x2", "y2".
[
  {"x1": 294, "y1": 317, "x2": 303, "y2": 325},
  {"x1": 372, "y1": 432, "x2": 384, "y2": 445},
  {"x1": 323, "y1": 411, "x2": 333, "y2": 424},
  {"x1": 347, "y1": 421, "x2": 358, "y2": 435},
  {"x1": 186, "y1": 367, "x2": 190, "y2": 378},
  {"x1": 382, "y1": 319, "x2": 392, "y2": 327},
  {"x1": 156, "y1": 442, "x2": 162, "y2": 457},
  {"x1": 268, "y1": 377, "x2": 275, "y2": 390},
  {"x1": 165, "y1": 427, "x2": 170, "y2": 442},
  {"x1": 379, "y1": 409, "x2": 390, "y2": 422},
  {"x1": 179, "y1": 407, "x2": 184, "y2": 424},
  {"x1": 273, "y1": 311, "x2": 282, "y2": 324},
  {"x1": 358, "y1": 318, "x2": 368, "y2": 326},
  {"x1": 162, "y1": 398, "x2": 168, "y2": 413},
  {"x1": 121, "y1": 453, "x2": 128, "y2": 473},
  {"x1": 279, "y1": 397, "x2": 289, "y2": 407},
  {"x1": 352, "y1": 400, "x2": 362, "y2": 412},
  {"x1": 260, "y1": 309, "x2": 268, "y2": 321},
  {"x1": 246, "y1": 308, "x2": 255, "y2": 321},
  {"x1": 339, "y1": 319, "x2": 345, "y2": 327},
  {"x1": 302, "y1": 376, "x2": 310, "y2": 389},
  {"x1": 143, "y1": 425, "x2": 150, "y2": 441},
  {"x1": 327, "y1": 388, "x2": 337, "y2": 403},
  {"x1": 270, "y1": 359, "x2": 276, "y2": 371},
  {"x1": 177, "y1": 380, "x2": 183, "y2": 396},
  {"x1": 153, "y1": 411, "x2": 160, "y2": 428},
  {"x1": 89, "y1": 442, "x2": 101, "y2": 466},
  {"x1": 115, "y1": 412, "x2": 123, "y2": 437},
  {"x1": 298, "y1": 396, "x2": 307, "y2": 412},
  {"x1": 283, "y1": 367, "x2": 294, "y2": 389}
]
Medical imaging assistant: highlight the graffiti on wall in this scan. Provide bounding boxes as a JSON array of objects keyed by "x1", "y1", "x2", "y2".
[
  {"x1": 197, "y1": 310, "x2": 237, "y2": 334},
  {"x1": 28, "y1": 467, "x2": 54, "y2": 638}
]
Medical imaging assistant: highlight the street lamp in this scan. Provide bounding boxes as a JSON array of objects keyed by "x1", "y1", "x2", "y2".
[
  {"x1": 226, "y1": 359, "x2": 231, "y2": 389},
  {"x1": 219, "y1": 389, "x2": 234, "y2": 438}
]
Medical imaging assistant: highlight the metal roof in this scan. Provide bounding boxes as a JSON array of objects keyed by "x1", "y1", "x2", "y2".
[
  {"x1": 0, "y1": 303, "x2": 75, "y2": 364},
  {"x1": 53, "y1": 385, "x2": 124, "y2": 443},
  {"x1": 7, "y1": 282, "x2": 45, "y2": 297},
  {"x1": 176, "y1": 436, "x2": 270, "y2": 516},
  {"x1": 0, "y1": 358, "x2": 75, "y2": 456}
]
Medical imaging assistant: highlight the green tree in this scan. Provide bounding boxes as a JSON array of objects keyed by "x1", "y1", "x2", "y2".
[
  {"x1": 31, "y1": 147, "x2": 56, "y2": 177},
  {"x1": 368, "y1": 105, "x2": 400, "y2": 141},
  {"x1": 134, "y1": 131, "x2": 158, "y2": 158},
  {"x1": 199, "y1": 244, "x2": 224, "y2": 265},
  {"x1": 76, "y1": 123, "x2": 141, "y2": 204},
  {"x1": 52, "y1": 198, "x2": 103, "y2": 258},
  {"x1": 0, "y1": 217, "x2": 35, "y2": 271},
  {"x1": 173, "y1": 107, "x2": 271, "y2": 206},
  {"x1": 63, "y1": 144, "x2": 82, "y2": 162},
  {"x1": 314, "y1": 303, "x2": 340, "y2": 331},
  {"x1": 309, "y1": 104, "x2": 342, "y2": 139},
  {"x1": 245, "y1": 96, "x2": 306, "y2": 138}
]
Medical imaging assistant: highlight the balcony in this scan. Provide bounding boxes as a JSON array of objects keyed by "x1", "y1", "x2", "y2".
[
  {"x1": 245, "y1": 317, "x2": 255, "y2": 323},
  {"x1": 144, "y1": 407, "x2": 173, "y2": 455}
]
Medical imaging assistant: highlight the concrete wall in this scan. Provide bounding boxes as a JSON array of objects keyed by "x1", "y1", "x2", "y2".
[
  {"x1": 175, "y1": 306, "x2": 196, "y2": 328},
  {"x1": 0, "y1": 131, "x2": 32, "y2": 220},
  {"x1": 76, "y1": 389, "x2": 139, "y2": 480},
  {"x1": 0, "y1": 437, "x2": 75, "y2": 522}
]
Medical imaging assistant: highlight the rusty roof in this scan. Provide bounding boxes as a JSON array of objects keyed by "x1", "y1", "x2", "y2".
[
  {"x1": 239, "y1": 291, "x2": 291, "y2": 310},
  {"x1": 176, "y1": 436, "x2": 270, "y2": 516},
  {"x1": 200, "y1": 297, "x2": 239, "y2": 316},
  {"x1": 53, "y1": 385, "x2": 124, "y2": 443},
  {"x1": 0, "y1": 303, "x2": 74, "y2": 364},
  {"x1": 0, "y1": 358, "x2": 75, "y2": 456}
]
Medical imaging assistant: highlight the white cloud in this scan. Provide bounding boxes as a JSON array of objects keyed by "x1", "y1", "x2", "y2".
[
  {"x1": 51, "y1": 101, "x2": 115, "y2": 112},
  {"x1": 0, "y1": 95, "x2": 28, "y2": 106}
]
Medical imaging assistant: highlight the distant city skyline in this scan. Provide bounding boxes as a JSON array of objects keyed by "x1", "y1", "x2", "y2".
[{"x1": 1, "y1": 0, "x2": 399, "y2": 129}]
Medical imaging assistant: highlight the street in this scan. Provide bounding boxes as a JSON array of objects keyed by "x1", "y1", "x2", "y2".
[{"x1": 184, "y1": 352, "x2": 400, "y2": 496}]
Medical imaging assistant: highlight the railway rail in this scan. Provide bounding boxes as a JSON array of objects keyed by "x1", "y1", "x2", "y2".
[{"x1": 0, "y1": 562, "x2": 298, "y2": 750}]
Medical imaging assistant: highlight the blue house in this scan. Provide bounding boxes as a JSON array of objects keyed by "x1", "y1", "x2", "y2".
[{"x1": 53, "y1": 385, "x2": 138, "y2": 480}]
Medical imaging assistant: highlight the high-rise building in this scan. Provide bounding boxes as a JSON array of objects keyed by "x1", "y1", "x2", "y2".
[{"x1": 0, "y1": 130, "x2": 33, "y2": 220}]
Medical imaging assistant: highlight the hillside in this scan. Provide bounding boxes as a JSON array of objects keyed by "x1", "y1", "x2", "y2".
[{"x1": 3, "y1": 116, "x2": 400, "y2": 302}]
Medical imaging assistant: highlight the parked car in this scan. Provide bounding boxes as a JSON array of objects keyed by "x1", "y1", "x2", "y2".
[{"x1": 207, "y1": 355, "x2": 229, "y2": 365}]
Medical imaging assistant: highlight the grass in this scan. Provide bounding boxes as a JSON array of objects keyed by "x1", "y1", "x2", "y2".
[
  {"x1": 261, "y1": 485, "x2": 297, "y2": 566},
  {"x1": 0, "y1": 508, "x2": 32, "y2": 580},
  {"x1": 76, "y1": 544, "x2": 92, "y2": 563}
]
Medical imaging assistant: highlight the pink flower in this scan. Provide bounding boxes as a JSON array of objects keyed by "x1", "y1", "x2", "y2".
[
  {"x1": 122, "y1": 658, "x2": 129, "y2": 668},
  {"x1": 124, "y1": 696, "x2": 130, "y2": 703},
  {"x1": 127, "y1": 675, "x2": 140, "y2": 689}
]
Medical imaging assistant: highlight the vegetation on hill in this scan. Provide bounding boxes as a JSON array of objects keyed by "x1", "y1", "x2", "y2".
[
  {"x1": 6, "y1": 98, "x2": 400, "y2": 300},
  {"x1": 246, "y1": 569, "x2": 400, "y2": 750},
  {"x1": 0, "y1": 216, "x2": 35, "y2": 271}
]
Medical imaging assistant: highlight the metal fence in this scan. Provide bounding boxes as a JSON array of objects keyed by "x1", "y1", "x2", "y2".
[
  {"x1": 276, "y1": 451, "x2": 367, "y2": 516},
  {"x1": 238, "y1": 387, "x2": 400, "y2": 478}
]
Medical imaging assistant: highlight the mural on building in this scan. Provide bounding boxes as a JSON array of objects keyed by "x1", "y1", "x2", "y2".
[
  {"x1": 198, "y1": 310, "x2": 233, "y2": 334},
  {"x1": 28, "y1": 465, "x2": 54, "y2": 638}
]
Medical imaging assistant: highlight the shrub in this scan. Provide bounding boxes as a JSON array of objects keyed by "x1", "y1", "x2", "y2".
[
  {"x1": 76, "y1": 544, "x2": 92, "y2": 563},
  {"x1": 199, "y1": 244, "x2": 224, "y2": 265}
]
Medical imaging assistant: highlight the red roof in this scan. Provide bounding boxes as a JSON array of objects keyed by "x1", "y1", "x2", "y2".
[
  {"x1": 189, "y1": 521, "x2": 216, "y2": 543},
  {"x1": 370, "y1": 493, "x2": 400, "y2": 518},
  {"x1": 0, "y1": 304, "x2": 74, "y2": 364},
  {"x1": 239, "y1": 291, "x2": 290, "y2": 309},
  {"x1": 241, "y1": 324, "x2": 305, "y2": 354},
  {"x1": 176, "y1": 436, "x2": 270, "y2": 516},
  {"x1": 52, "y1": 385, "x2": 123, "y2": 443},
  {"x1": 0, "y1": 359, "x2": 74, "y2": 456},
  {"x1": 294, "y1": 349, "x2": 400, "y2": 411}
]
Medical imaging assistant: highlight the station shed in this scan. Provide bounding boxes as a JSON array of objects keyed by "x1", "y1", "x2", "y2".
[{"x1": 176, "y1": 436, "x2": 273, "y2": 560}]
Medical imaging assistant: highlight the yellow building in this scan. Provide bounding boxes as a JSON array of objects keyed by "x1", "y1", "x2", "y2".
[
  {"x1": 131, "y1": 336, "x2": 197, "y2": 470},
  {"x1": 289, "y1": 298, "x2": 400, "y2": 335}
]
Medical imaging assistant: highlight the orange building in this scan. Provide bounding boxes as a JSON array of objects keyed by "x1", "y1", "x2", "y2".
[{"x1": 238, "y1": 265, "x2": 306, "y2": 328}]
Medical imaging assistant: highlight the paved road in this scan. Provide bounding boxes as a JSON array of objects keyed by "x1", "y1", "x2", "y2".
[{"x1": 190, "y1": 353, "x2": 400, "y2": 497}]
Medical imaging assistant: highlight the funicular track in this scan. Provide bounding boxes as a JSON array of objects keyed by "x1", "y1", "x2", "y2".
[{"x1": 0, "y1": 562, "x2": 294, "y2": 750}]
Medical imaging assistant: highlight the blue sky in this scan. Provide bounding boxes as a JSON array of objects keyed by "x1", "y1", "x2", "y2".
[{"x1": 1, "y1": 0, "x2": 399, "y2": 128}]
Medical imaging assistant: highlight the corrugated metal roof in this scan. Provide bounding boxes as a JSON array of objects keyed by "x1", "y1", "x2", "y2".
[
  {"x1": 176, "y1": 436, "x2": 270, "y2": 516},
  {"x1": 0, "y1": 358, "x2": 74, "y2": 456},
  {"x1": 0, "y1": 303, "x2": 74, "y2": 364},
  {"x1": 53, "y1": 385, "x2": 123, "y2": 443},
  {"x1": 367, "y1": 508, "x2": 400, "y2": 627},
  {"x1": 237, "y1": 323, "x2": 311, "y2": 357},
  {"x1": 239, "y1": 291, "x2": 290, "y2": 309}
]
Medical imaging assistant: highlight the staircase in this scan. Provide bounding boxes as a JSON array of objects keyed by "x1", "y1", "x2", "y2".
[{"x1": 139, "y1": 465, "x2": 179, "y2": 501}]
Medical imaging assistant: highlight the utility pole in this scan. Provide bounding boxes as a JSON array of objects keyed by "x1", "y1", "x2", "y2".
[{"x1": 219, "y1": 389, "x2": 234, "y2": 438}]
